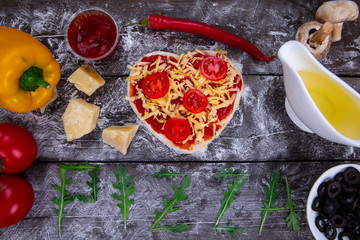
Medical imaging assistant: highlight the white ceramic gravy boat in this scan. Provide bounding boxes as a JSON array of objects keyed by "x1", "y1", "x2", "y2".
[{"x1": 278, "y1": 40, "x2": 360, "y2": 147}]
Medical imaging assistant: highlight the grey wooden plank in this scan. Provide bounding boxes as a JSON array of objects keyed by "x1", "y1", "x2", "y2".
[
  {"x1": 2, "y1": 160, "x2": 354, "y2": 239},
  {"x1": 0, "y1": 0, "x2": 359, "y2": 76},
  {"x1": 1, "y1": 75, "x2": 359, "y2": 162}
]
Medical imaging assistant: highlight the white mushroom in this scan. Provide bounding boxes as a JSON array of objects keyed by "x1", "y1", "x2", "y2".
[
  {"x1": 316, "y1": 0, "x2": 359, "y2": 42},
  {"x1": 296, "y1": 21, "x2": 334, "y2": 59}
]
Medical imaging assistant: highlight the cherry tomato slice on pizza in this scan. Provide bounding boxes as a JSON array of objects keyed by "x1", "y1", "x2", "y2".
[
  {"x1": 183, "y1": 89, "x2": 208, "y2": 113},
  {"x1": 200, "y1": 56, "x2": 228, "y2": 81},
  {"x1": 141, "y1": 72, "x2": 170, "y2": 99},
  {"x1": 164, "y1": 118, "x2": 191, "y2": 142}
]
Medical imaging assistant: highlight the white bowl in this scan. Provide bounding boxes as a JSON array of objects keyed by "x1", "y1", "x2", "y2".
[{"x1": 306, "y1": 164, "x2": 360, "y2": 240}]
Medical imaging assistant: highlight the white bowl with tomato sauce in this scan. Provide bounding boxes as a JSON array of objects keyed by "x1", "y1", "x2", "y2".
[
  {"x1": 66, "y1": 7, "x2": 119, "y2": 61},
  {"x1": 306, "y1": 164, "x2": 360, "y2": 240}
]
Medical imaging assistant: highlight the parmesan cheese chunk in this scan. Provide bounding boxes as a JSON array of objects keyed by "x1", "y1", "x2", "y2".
[
  {"x1": 68, "y1": 64, "x2": 105, "y2": 96},
  {"x1": 62, "y1": 98, "x2": 100, "y2": 141},
  {"x1": 102, "y1": 125, "x2": 139, "y2": 155}
]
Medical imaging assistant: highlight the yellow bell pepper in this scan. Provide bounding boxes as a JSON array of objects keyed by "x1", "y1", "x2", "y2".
[{"x1": 0, "y1": 26, "x2": 61, "y2": 113}]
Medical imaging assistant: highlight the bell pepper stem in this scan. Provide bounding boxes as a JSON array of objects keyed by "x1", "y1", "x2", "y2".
[{"x1": 20, "y1": 66, "x2": 51, "y2": 91}]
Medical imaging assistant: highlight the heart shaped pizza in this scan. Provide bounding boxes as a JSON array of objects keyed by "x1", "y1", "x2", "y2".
[{"x1": 126, "y1": 49, "x2": 243, "y2": 153}]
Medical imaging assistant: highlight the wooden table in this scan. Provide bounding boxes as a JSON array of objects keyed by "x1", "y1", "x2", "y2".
[{"x1": 1, "y1": 0, "x2": 360, "y2": 239}]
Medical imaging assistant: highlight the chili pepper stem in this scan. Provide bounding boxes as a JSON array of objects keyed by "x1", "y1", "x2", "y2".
[
  {"x1": 123, "y1": 16, "x2": 149, "y2": 28},
  {"x1": 20, "y1": 66, "x2": 50, "y2": 91},
  {"x1": 122, "y1": 21, "x2": 142, "y2": 28}
]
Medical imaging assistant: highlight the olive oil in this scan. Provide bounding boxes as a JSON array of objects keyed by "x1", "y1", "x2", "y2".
[{"x1": 297, "y1": 70, "x2": 360, "y2": 140}]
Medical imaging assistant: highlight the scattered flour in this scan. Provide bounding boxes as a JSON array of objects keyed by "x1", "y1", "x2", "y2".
[{"x1": 269, "y1": 31, "x2": 288, "y2": 37}]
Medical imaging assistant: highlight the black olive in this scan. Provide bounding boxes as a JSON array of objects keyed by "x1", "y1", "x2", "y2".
[
  {"x1": 342, "y1": 181, "x2": 357, "y2": 193},
  {"x1": 330, "y1": 214, "x2": 347, "y2": 228},
  {"x1": 344, "y1": 167, "x2": 360, "y2": 185},
  {"x1": 315, "y1": 215, "x2": 327, "y2": 232},
  {"x1": 340, "y1": 192, "x2": 357, "y2": 206},
  {"x1": 325, "y1": 225, "x2": 337, "y2": 240},
  {"x1": 318, "y1": 182, "x2": 328, "y2": 197},
  {"x1": 353, "y1": 198, "x2": 360, "y2": 210},
  {"x1": 312, "y1": 196, "x2": 322, "y2": 212},
  {"x1": 323, "y1": 198, "x2": 339, "y2": 215},
  {"x1": 318, "y1": 212, "x2": 330, "y2": 224},
  {"x1": 338, "y1": 231, "x2": 355, "y2": 240},
  {"x1": 344, "y1": 220, "x2": 360, "y2": 234},
  {"x1": 335, "y1": 172, "x2": 345, "y2": 183},
  {"x1": 327, "y1": 181, "x2": 341, "y2": 198}
]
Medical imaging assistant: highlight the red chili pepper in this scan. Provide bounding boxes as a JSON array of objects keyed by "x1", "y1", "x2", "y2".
[{"x1": 132, "y1": 14, "x2": 274, "y2": 62}]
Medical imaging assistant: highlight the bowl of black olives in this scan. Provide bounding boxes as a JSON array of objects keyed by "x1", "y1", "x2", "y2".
[{"x1": 307, "y1": 164, "x2": 360, "y2": 240}]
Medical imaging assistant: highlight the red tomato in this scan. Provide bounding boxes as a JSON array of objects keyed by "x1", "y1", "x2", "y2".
[
  {"x1": 200, "y1": 56, "x2": 228, "y2": 81},
  {"x1": 141, "y1": 72, "x2": 170, "y2": 99},
  {"x1": 183, "y1": 89, "x2": 208, "y2": 113},
  {"x1": 0, "y1": 123, "x2": 38, "y2": 174},
  {"x1": 0, "y1": 174, "x2": 34, "y2": 228},
  {"x1": 164, "y1": 118, "x2": 191, "y2": 142}
]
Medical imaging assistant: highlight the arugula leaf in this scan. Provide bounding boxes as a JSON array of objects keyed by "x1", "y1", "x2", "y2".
[
  {"x1": 52, "y1": 168, "x2": 76, "y2": 239},
  {"x1": 58, "y1": 162, "x2": 101, "y2": 172},
  {"x1": 259, "y1": 167, "x2": 282, "y2": 235},
  {"x1": 52, "y1": 163, "x2": 101, "y2": 239},
  {"x1": 214, "y1": 223, "x2": 247, "y2": 237},
  {"x1": 151, "y1": 223, "x2": 190, "y2": 232},
  {"x1": 112, "y1": 166, "x2": 136, "y2": 233},
  {"x1": 88, "y1": 169, "x2": 101, "y2": 201},
  {"x1": 74, "y1": 169, "x2": 101, "y2": 203},
  {"x1": 214, "y1": 173, "x2": 248, "y2": 227},
  {"x1": 150, "y1": 175, "x2": 191, "y2": 231},
  {"x1": 153, "y1": 169, "x2": 185, "y2": 179},
  {"x1": 214, "y1": 168, "x2": 248, "y2": 183},
  {"x1": 285, "y1": 176, "x2": 301, "y2": 234}
]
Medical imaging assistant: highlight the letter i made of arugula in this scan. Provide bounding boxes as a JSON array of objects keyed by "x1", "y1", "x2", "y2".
[{"x1": 52, "y1": 164, "x2": 301, "y2": 239}]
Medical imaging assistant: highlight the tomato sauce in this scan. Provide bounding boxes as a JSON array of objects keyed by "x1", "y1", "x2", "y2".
[
  {"x1": 190, "y1": 53, "x2": 206, "y2": 70},
  {"x1": 175, "y1": 138, "x2": 196, "y2": 150},
  {"x1": 67, "y1": 10, "x2": 118, "y2": 60},
  {"x1": 141, "y1": 55, "x2": 177, "y2": 71},
  {"x1": 132, "y1": 97, "x2": 165, "y2": 134}
]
